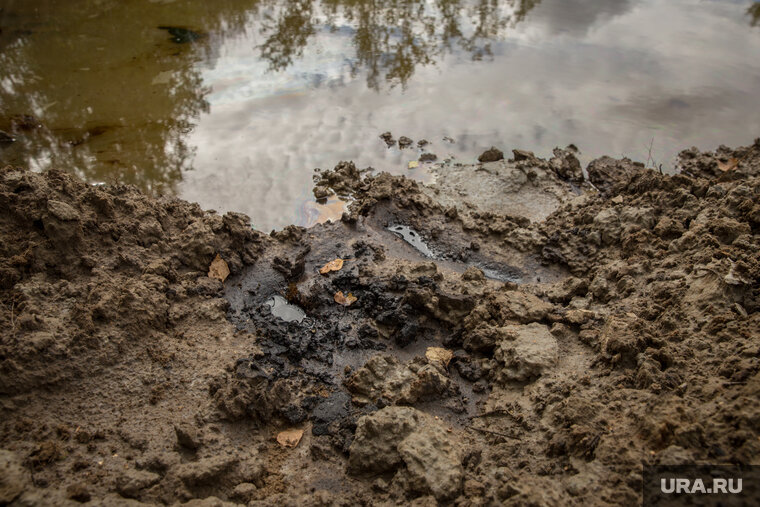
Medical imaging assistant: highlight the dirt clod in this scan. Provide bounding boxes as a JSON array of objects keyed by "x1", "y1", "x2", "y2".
[{"x1": 478, "y1": 147, "x2": 504, "y2": 163}]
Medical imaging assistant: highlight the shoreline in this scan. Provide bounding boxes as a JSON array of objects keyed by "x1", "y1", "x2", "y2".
[{"x1": 1, "y1": 139, "x2": 759, "y2": 505}]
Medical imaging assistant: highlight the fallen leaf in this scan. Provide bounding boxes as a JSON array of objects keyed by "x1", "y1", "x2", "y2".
[
  {"x1": 319, "y1": 258, "x2": 344, "y2": 275},
  {"x1": 426, "y1": 347, "x2": 454, "y2": 367},
  {"x1": 208, "y1": 254, "x2": 230, "y2": 282},
  {"x1": 334, "y1": 291, "x2": 357, "y2": 306},
  {"x1": 408, "y1": 160, "x2": 419, "y2": 169},
  {"x1": 718, "y1": 158, "x2": 739, "y2": 172},
  {"x1": 276, "y1": 428, "x2": 304, "y2": 448}
]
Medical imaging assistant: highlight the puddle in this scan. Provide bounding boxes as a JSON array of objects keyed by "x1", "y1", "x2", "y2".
[
  {"x1": 231, "y1": 258, "x2": 487, "y2": 430},
  {"x1": 264, "y1": 295, "x2": 307, "y2": 323},
  {"x1": 388, "y1": 224, "x2": 523, "y2": 283},
  {"x1": 388, "y1": 224, "x2": 438, "y2": 259},
  {"x1": 478, "y1": 264, "x2": 522, "y2": 284}
]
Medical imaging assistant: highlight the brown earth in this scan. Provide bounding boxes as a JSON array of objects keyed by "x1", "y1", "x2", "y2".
[{"x1": 1, "y1": 139, "x2": 759, "y2": 505}]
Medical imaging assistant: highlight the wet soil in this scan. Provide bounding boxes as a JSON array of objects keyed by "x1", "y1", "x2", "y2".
[{"x1": 1, "y1": 139, "x2": 760, "y2": 505}]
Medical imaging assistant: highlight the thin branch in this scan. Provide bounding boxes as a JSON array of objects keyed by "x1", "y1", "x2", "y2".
[
  {"x1": 467, "y1": 425, "x2": 520, "y2": 440},
  {"x1": 469, "y1": 409, "x2": 517, "y2": 419},
  {"x1": 645, "y1": 138, "x2": 655, "y2": 169}
]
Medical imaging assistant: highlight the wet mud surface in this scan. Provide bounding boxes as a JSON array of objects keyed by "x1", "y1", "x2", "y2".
[{"x1": 1, "y1": 140, "x2": 760, "y2": 505}]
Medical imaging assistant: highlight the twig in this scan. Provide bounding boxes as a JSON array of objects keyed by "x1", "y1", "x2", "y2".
[
  {"x1": 470, "y1": 409, "x2": 517, "y2": 419},
  {"x1": 645, "y1": 138, "x2": 655, "y2": 169},
  {"x1": 467, "y1": 425, "x2": 520, "y2": 440},
  {"x1": 4, "y1": 298, "x2": 17, "y2": 336}
]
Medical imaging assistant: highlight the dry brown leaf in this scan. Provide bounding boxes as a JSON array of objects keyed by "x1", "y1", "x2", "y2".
[
  {"x1": 425, "y1": 347, "x2": 454, "y2": 367},
  {"x1": 718, "y1": 158, "x2": 739, "y2": 172},
  {"x1": 334, "y1": 291, "x2": 357, "y2": 306},
  {"x1": 276, "y1": 428, "x2": 304, "y2": 448},
  {"x1": 319, "y1": 258, "x2": 344, "y2": 275},
  {"x1": 208, "y1": 254, "x2": 230, "y2": 282}
]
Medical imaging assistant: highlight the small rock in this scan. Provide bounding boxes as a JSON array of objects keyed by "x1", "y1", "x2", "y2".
[
  {"x1": 547, "y1": 277, "x2": 588, "y2": 304},
  {"x1": 563, "y1": 309, "x2": 595, "y2": 325},
  {"x1": 399, "y1": 429, "x2": 464, "y2": 501},
  {"x1": 348, "y1": 406, "x2": 422, "y2": 474},
  {"x1": 620, "y1": 206, "x2": 656, "y2": 230},
  {"x1": 398, "y1": 136, "x2": 413, "y2": 148},
  {"x1": 549, "y1": 147, "x2": 584, "y2": 181},
  {"x1": 733, "y1": 303, "x2": 748, "y2": 318},
  {"x1": 0, "y1": 450, "x2": 29, "y2": 504},
  {"x1": 593, "y1": 208, "x2": 621, "y2": 245},
  {"x1": 478, "y1": 147, "x2": 504, "y2": 163},
  {"x1": 419, "y1": 153, "x2": 438, "y2": 162},
  {"x1": 313, "y1": 185, "x2": 331, "y2": 199},
  {"x1": 348, "y1": 407, "x2": 463, "y2": 501},
  {"x1": 462, "y1": 266, "x2": 485, "y2": 282},
  {"x1": 499, "y1": 291, "x2": 554, "y2": 323},
  {"x1": 653, "y1": 216, "x2": 684, "y2": 240},
  {"x1": 417, "y1": 139, "x2": 429, "y2": 148},
  {"x1": 549, "y1": 322, "x2": 572, "y2": 339},
  {"x1": 512, "y1": 149, "x2": 535, "y2": 161},
  {"x1": 464, "y1": 479, "x2": 486, "y2": 497},
  {"x1": 346, "y1": 355, "x2": 453, "y2": 406},
  {"x1": 175, "y1": 423, "x2": 202, "y2": 450},
  {"x1": 230, "y1": 482, "x2": 257, "y2": 502},
  {"x1": 116, "y1": 469, "x2": 160, "y2": 498},
  {"x1": 236, "y1": 457, "x2": 266, "y2": 485},
  {"x1": 587, "y1": 156, "x2": 644, "y2": 195},
  {"x1": 494, "y1": 323, "x2": 559, "y2": 382},
  {"x1": 600, "y1": 315, "x2": 645, "y2": 362},
  {"x1": 175, "y1": 455, "x2": 238, "y2": 486},
  {"x1": 47, "y1": 200, "x2": 80, "y2": 221},
  {"x1": 380, "y1": 131, "x2": 395, "y2": 147},
  {"x1": 66, "y1": 483, "x2": 91, "y2": 503}
]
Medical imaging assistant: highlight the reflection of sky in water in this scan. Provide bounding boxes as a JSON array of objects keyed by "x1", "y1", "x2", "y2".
[
  {"x1": 2, "y1": 0, "x2": 759, "y2": 232},
  {"x1": 178, "y1": 0, "x2": 760, "y2": 231},
  {"x1": 205, "y1": 27, "x2": 354, "y2": 105}
]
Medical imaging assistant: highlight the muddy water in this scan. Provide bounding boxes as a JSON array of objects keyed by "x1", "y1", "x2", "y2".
[{"x1": 1, "y1": 0, "x2": 759, "y2": 231}]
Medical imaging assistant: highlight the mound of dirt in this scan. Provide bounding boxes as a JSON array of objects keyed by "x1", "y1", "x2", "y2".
[{"x1": 1, "y1": 138, "x2": 759, "y2": 505}]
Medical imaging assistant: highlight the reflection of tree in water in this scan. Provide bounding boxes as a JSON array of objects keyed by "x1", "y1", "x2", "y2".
[
  {"x1": 260, "y1": 0, "x2": 541, "y2": 89},
  {"x1": 260, "y1": 0, "x2": 316, "y2": 71},
  {"x1": 749, "y1": 2, "x2": 760, "y2": 27},
  {"x1": 0, "y1": 0, "x2": 256, "y2": 193},
  {"x1": 0, "y1": 0, "x2": 539, "y2": 193}
]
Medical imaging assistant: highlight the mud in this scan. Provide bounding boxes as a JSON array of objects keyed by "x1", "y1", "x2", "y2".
[{"x1": 1, "y1": 138, "x2": 760, "y2": 505}]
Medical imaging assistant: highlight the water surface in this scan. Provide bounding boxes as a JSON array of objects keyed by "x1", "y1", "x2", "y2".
[{"x1": 1, "y1": 0, "x2": 759, "y2": 230}]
